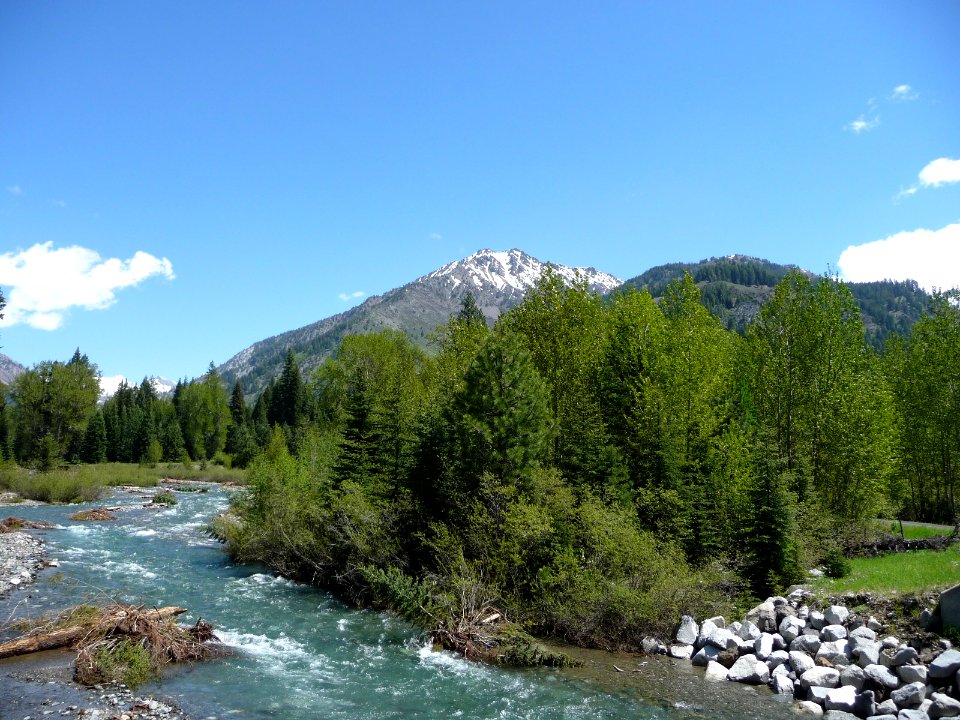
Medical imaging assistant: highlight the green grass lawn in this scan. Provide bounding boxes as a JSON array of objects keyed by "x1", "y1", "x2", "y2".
[
  {"x1": 812, "y1": 541, "x2": 960, "y2": 596},
  {"x1": 874, "y1": 519, "x2": 955, "y2": 540}
]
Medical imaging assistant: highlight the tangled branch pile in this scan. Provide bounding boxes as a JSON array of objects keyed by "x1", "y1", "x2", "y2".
[{"x1": 0, "y1": 603, "x2": 223, "y2": 687}]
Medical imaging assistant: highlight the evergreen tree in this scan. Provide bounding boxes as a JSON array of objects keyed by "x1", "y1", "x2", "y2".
[
  {"x1": 81, "y1": 410, "x2": 108, "y2": 463},
  {"x1": 456, "y1": 291, "x2": 486, "y2": 326},
  {"x1": 229, "y1": 381, "x2": 248, "y2": 427}
]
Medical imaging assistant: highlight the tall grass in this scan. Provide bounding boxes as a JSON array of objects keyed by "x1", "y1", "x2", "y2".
[
  {"x1": 812, "y1": 541, "x2": 960, "y2": 596},
  {"x1": 0, "y1": 461, "x2": 246, "y2": 504},
  {"x1": 0, "y1": 463, "x2": 111, "y2": 504}
]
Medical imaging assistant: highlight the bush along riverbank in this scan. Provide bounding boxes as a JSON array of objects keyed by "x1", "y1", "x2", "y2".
[{"x1": 666, "y1": 588, "x2": 960, "y2": 719}]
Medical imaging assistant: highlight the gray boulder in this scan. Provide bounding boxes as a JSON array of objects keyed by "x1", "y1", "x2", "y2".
[
  {"x1": 809, "y1": 686, "x2": 832, "y2": 705},
  {"x1": 791, "y1": 650, "x2": 816, "y2": 674},
  {"x1": 897, "y1": 710, "x2": 930, "y2": 720},
  {"x1": 781, "y1": 616, "x2": 807, "y2": 642},
  {"x1": 675, "y1": 615, "x2": 699, "y2": 645},
  {"x1": 862, "y1": 663, "x2": 900, "y2": 689},
  {"x1": 929, "y1": 692, "x2": 960, "y2": 719},
  {"x1": 839, "y1": 664, "x2": 866, "y2": 690},
  {"x1": 825, "y1": 685, "x2": 858, "y2": 713},
  {"x1": 746, "y1": 601, "x2": 778, "y2": 633},
  {"x1": 706, "y1": 615, "x2": 726, "y2": 628},
  {"x1": 704, "y1": 660, "x2": 728, "y2": 681},
  {"x1": 797, "y1": 700, "x2": 825, "y2": 716},
  {"x1": 728, "y1": 654, "x2": 770, "y2": 684},
  {"x1": 890, "y1": 682, "x2": 926, "y2": 709},
  {"x1": 850, "y1": 626, "x2": 878, "y2": 642},
  {"x1": 891, "y1": 647, "x2": 919, "y2": 667},
  {"x1": 755, "y1": 633, "x2": 774, "y2": 660},
  {"x1": 867, "y1": 616, "x2": 883, "y2": 632},
  {"x1": 793, "y1": 634, "x2": 823, "y2": 654},
  {"x1": 768, "y1": 649, "x2": 790, "y2": 669},
  {"x1": 809, "y1": 610, "x2": 827, "y2": 630},
  {"x1": 823, "y1": 711, "x2": 859, "y2": 720},
  {"x1": 896, "y1": 664, "x2": 927, "y2": 684},
  {"x1": 669, "y1": 644, "x2": 694, "y2": 659},
  {"x1": 691, "y1": 645, "x2": 721, "y2": 667},
  {"x1": 876, "y1": 700, "x2": 899, "y2": 715},
  {"x1": 772, "y1": 632, "x2": 788, "y2": 650},
  {"x1": 817, "y1": 639, "x2": 852, "y2": 665},
  {"x1": 705, "y1": 627, "x2": 739, "y2": 652},
  {"x1": 858, "y1": 642, "x2": 882, "y2": 668},
  {"x1": 882, "y1": 636, "x2": 901, "y2": 650},
  {"x1": 825, "y1": 605, "x2": 850, "y2": 626},
  {"x1": 940, "y1": 582, "x2": 960, "y2": 634},
  {"x1": 864, "y1": 716, "x2": 897, "y2": 720},
  {"x1": 801, "y1": 667, "x2": 841, "y2": 690},
  {"x1": 738, "y1": 619, "x2": 761, "y2": 641},
  {"x1": 929, "y1": 649, "x2": 960, "y2": 679},
  {"x1": 771, "y1": 673, "x2": 795, "y2": 695},
  {"x1": 823, "y1": 624, "x2": 849, "y2": 642},
  {"x1": 698, "y1": 618, "x2": 719, "y2": 645}
]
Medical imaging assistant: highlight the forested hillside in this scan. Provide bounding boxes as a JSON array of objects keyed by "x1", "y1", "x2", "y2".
[
  {"x1": 218, "y1": 249, "x2": 620, "y2": 396},
  {"x1": 621, "y1": 255, "x2": 929, "y2": 345}
]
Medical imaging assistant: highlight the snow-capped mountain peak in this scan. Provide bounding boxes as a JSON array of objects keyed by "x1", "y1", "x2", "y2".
[
  {"x1": 99, "y1": 375, "x2": 177, "y2": 402},
  {"x1": 425, "y1": 248, "x2": 622, "y2": 295}
]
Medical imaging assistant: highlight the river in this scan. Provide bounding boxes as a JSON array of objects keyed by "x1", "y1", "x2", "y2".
[{"x1": 0, "y1": 484, "x2": 799, "y2": 719}]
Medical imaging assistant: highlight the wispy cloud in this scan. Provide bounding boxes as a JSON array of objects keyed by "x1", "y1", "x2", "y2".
[
  {"x1": 845, "y1": 114, "x2": 880, "y2": 134},
  {"x1": 430, "y1": 233, "x2": 443, "y2": 241},
  {"x1": 337, "y1": 290, "x2": 365, "y2": 302},
  {"x1": 896, "y1": 157, "x2": 960, "y2": 199},
  {"x1": 837, "y1": 223, "x2": 960, "y2": 293},
  {"x1": 890, "y1": 84, "x2": 919, "y2": 101},
  {"x1": 6, "y1": 185, "x2": 22, "y2": 196},
  {"x1": 51, "y1": 199, "x2": 67, "y2": 208},
  {"x1": 0, "y1": 242, "x2": 175, "y2": 330}
]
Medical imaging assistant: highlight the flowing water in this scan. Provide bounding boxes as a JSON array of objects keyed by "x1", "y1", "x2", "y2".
[{"x1": 0, "y1": 486, "x2": 799, "y2": 719}]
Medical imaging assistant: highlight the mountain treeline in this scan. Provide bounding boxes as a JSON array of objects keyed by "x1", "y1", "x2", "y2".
[
  {"x1": 622, "y1": 256, "x2": 930, "y2": 345},
  {"x1": 210, "y1": 271, "x2": 959, "y2": 653}
]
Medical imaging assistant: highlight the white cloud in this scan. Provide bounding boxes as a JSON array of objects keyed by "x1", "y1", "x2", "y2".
[
  {"x1": 337, "y1": 290, "x2": 365, "y2": 302},
  {"x1": 6, "y1": 185, "x2": 22, "y2": 196},
  {"x1": 51, "y1": 199, "x2": 67, "y2": 208},
  {"x1": 918, "y1": 157, "x2": 960, "y2": 187},
  {"x1": 837, "y1": 223, "x2": 960, "y2": 292},
  {"x1": 890, "y1": 84, "x2": 918, "y2": 101},
  {"x1": 430, "y1": 232, "x2": 443, "y2": 241},
  {"x1": 845, "y1": 115, "x2": 880, "y2": 134},
  {"x1": 0, "y1": 242, "x2": 175, "y2": 330}
]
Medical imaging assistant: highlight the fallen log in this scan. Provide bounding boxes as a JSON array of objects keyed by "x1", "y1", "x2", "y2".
[{"x1": 0, "y1": 606, "x2": 185, "y2": 659}]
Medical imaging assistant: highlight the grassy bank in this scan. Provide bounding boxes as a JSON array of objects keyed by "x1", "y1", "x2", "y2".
[
  {"x1": 0, "y1": 462, "x2": 246, "y2": 504},
  {"x1": 811, "y1": 540, "x2": 960, "y2": 596},
  {"x1": 874, "y1": 520, "x2": 955, "y2": 540}
]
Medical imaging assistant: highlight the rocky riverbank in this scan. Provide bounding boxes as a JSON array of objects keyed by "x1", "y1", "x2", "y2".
[
  {"x1": 666, "y1": 587, "x2": 960, "y2": 719},
  {"x1": 0, "y1": 526, "x2": 47, "y2": 596}
]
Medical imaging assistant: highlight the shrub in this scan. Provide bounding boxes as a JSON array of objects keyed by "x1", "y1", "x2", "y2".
[
  {"x1": 822, "y1": 547, "x2": 852, "y2": 578},
  {"x1": 152, "y1": 490, "x2": 177, "y2": 505}
]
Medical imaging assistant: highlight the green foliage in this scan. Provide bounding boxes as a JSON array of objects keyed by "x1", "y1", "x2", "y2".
[
  {"x1": 88, "y1": 638, "x2": 155, "y2": 688},
  {"x1": 178, "y1": 364, "x2": 231, "y2": 460},
  {"x1": 10, "y1": 351, "x2": 100, "y2": 466},
  {"x1": 811, "y1": 541, "x2": 960, "y2": 595},
  {"x1": 822, "y1": 547, "x2": 852, "y2": 578},
  {"x1": 0, "y1": 463, "x2": 109, "y2": 503},
  {"x1": 153, "y1": 489, "x2": 177, "y2": 505}
]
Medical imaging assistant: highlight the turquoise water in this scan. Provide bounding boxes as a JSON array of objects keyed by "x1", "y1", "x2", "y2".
[{"x1": 0, "y1": 486, "x2": 796, "y2": 719}]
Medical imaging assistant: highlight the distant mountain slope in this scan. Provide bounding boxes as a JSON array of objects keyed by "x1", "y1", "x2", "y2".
[
  {"x1": 0, "y1": 352, "x2": 25, "y2": 386},
  {"x1": 220, "y1": 249, "x2": 621, "y2": 395},
  {"x1": 620, "y1": 255, "x2": 929, "y2": 345}
]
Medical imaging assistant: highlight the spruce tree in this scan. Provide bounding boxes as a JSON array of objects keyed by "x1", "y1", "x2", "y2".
[{"x1": 82, "y1": 410, "x2": 108, "y2": 463}]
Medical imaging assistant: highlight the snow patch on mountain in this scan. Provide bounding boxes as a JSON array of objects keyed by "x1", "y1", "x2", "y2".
[
  {"x1": 425, "y1": 248, "x2": 622, "y2": 295},
  {"x1": 99, "y1": 375, "x2": 176, "y2": 402}
]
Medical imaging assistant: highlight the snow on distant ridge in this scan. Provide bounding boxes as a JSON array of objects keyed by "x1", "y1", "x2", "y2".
[
  {"x1": 99, "y1": 374, "x2": 176, "y2": 401},
  {"x1": 425, "y1": 248, "x2": 621, "y2": 294}
]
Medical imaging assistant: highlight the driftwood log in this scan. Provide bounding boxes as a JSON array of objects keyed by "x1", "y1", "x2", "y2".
[{"x1": 0, "y1": 606, "x2": 186, "y2": 659}]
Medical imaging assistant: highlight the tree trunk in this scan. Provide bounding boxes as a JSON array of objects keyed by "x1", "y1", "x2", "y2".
[{"x1": 0, "y1": 606, "x2": 186, "y2": 659}]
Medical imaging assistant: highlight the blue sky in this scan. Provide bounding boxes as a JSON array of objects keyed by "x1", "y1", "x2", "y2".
[{"x1": 1, "y1": 1, "x2": 958, "y2": 383}]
